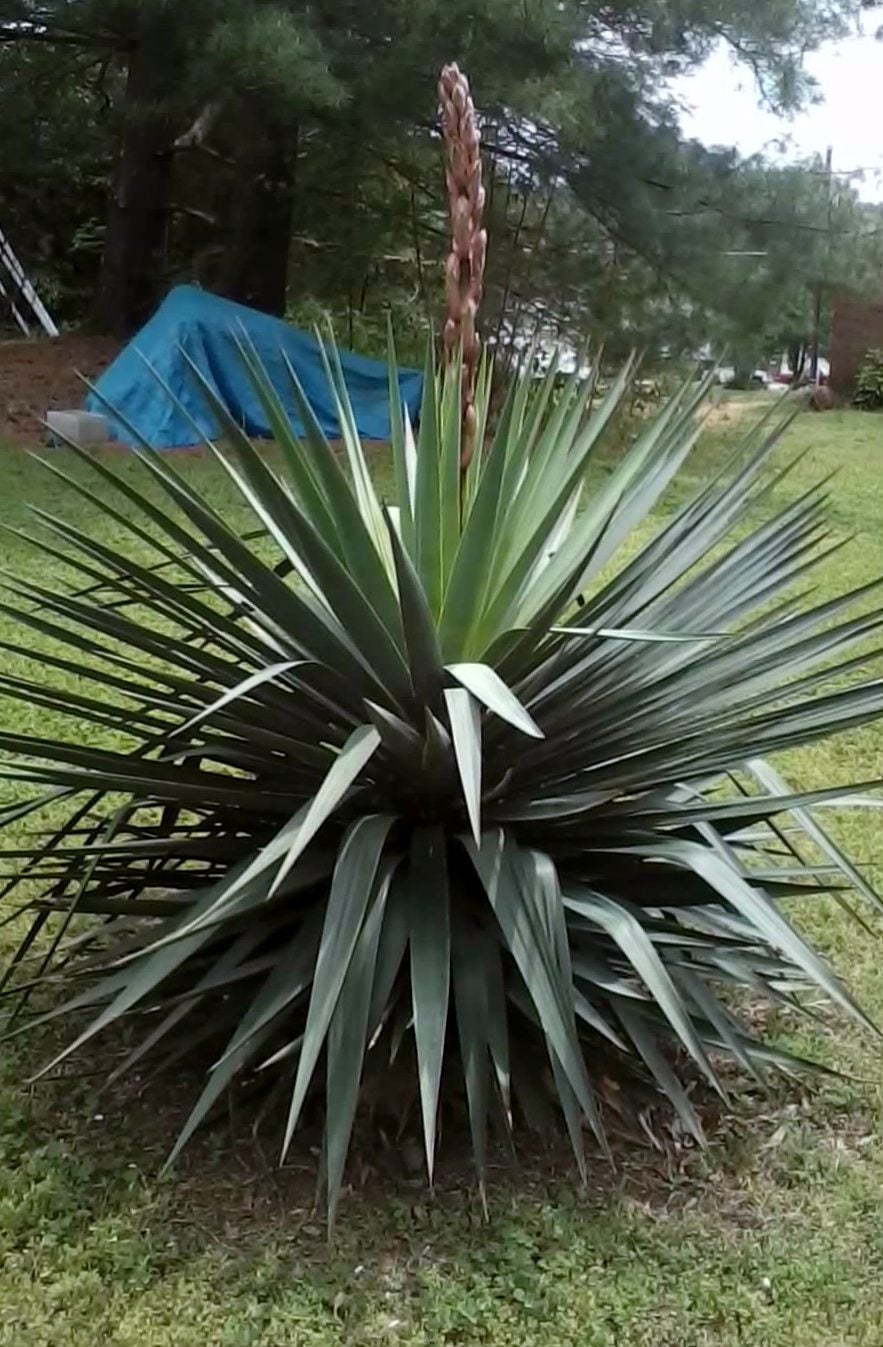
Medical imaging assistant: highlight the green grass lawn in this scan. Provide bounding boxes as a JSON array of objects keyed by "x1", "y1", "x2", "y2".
[{"x1": 3, "y1": 407, "x2": 883, "y2": 1346}]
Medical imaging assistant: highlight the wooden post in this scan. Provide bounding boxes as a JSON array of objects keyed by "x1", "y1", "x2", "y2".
[{"x1": 810, "y1": 145, "x2": 833, "y2": 384}]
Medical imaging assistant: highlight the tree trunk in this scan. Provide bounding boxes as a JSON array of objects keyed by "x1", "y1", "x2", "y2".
[
  {"x1": 92, "y1": 20, "x2": 177, "y2": 335},
  {"x1": 222, "y1": 109, "x2": 298, "y2": 316}
]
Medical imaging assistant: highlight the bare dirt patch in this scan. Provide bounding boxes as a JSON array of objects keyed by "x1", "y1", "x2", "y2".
[
  {"x1": 702, "y1": 393, "x2": 782, "y2": 430},
  {"x1": 0, "y1": 333, "x2": 119, "y2": 445}
]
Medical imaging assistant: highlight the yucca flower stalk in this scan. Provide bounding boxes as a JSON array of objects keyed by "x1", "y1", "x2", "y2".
[
  {"x1": 439, "y1": 62, "x2": 486, "y2": 472},
  {"x1": 1, "y1": 76, "x2": 882, "y2": 1231}
]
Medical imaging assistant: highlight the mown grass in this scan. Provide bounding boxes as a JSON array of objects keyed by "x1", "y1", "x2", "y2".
[{"x1": 3, "y1": 403, "x2": 883, "y2": 1346}]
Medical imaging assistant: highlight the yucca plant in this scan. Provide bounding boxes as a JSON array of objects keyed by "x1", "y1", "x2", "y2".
[
  {"x1": 2, "y1": 336, "x2": 882, "y2": 1213},
  {"x1": 2, "y1": 74, "x2": 883, "y2": 1228}
]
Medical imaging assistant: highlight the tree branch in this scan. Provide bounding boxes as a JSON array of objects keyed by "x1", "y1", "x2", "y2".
[
  {"x1": 175, "y1": 102, "x2": 223, "y2": 151},
  {"x1": 0, "y1": 22, "x2": 128, "y2": 51}
]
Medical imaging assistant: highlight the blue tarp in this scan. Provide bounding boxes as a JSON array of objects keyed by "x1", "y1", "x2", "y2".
[{"x1": 85, "y1": 285, "x2": 423, "y2": 449}]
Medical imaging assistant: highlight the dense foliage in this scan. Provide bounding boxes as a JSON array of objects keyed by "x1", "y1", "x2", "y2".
[
  {"x1": 853, "y1": 348, "x2": 883, "y2": 409},
  {"x1": 1, "y1": 344, "x2": 881, "y2": 1222},
  {"x1": 2, "y1": 0, "x2": 882, "y2": 353}
]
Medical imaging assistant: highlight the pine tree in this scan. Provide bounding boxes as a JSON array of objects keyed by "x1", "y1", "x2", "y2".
[{"x1": 0, "y1": 0, "x2": 873, "y2": 338}]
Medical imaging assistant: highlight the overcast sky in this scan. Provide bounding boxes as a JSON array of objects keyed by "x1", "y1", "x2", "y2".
[{"x1": 672, "y1": 16, "x2": 883, "y2": 199}]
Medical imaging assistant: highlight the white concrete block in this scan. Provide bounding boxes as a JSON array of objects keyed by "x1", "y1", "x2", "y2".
[{"x1": 46, "y1": 410, "x2": 109, "y2": 447}]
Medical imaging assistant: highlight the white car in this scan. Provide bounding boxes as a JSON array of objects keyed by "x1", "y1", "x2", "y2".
[{"x1": 713, "y1": 367, "x2": 772, "y2": 388}]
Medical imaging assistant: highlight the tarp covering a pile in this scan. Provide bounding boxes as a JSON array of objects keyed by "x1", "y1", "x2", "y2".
[{"x1": 85, "y1": 285, "x2": 423, "y2": 449}]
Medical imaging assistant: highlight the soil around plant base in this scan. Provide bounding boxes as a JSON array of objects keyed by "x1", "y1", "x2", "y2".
[{"x1": 0, "y1": 332, "x2": 120, "y2": 445}]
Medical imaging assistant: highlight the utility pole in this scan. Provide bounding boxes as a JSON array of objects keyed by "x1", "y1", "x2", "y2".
[{"x1": 809, "y1": 145, "x2": 833, "y2": 384}]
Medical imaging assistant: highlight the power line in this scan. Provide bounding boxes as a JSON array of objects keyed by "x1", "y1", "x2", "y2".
[
  {"x1": 805, "y1": 164, "x2": 883, "y2": 178},
  {"x1": 647, "y1": 183, "x2": 883, "y2": 238},
  {"x1": 463, "y1": 123, "x2": 883, "y2": 239},
  {"x1": 376, "y1": 126, "x2": 883, "y2": 245}
]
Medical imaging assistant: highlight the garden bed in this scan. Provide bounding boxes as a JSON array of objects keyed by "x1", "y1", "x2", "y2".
[{"x1": 0, "y1": 333, "x2": 118, "y2": 444}]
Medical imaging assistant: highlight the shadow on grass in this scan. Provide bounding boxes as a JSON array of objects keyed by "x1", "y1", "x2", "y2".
[{"x1": 0, "y1": 1001, "x2": 846, "y2": 1264}]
